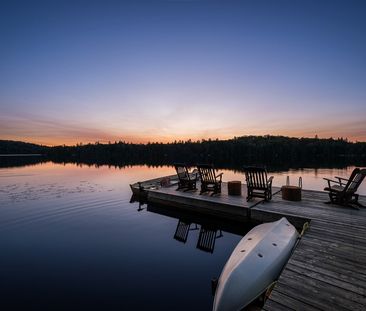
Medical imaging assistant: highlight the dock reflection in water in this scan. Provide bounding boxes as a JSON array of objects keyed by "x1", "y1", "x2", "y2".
[{"x1": 131, "y1": 195, "x2": 259, "y2": 255}]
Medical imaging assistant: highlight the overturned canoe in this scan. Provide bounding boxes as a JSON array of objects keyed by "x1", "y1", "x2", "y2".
[{"x1": 213, "y1": 217, "x2": 298, "y2": 311}]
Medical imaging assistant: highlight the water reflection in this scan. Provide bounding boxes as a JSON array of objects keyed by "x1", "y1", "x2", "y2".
[
  {"x1": 0, "y1": 161, "x2": 365, "y2": 310},
  {"x1": 197, "y1": 226, "x2": 223, "y2": 254},
  {"x1": 174, "y1": 220, "x2": 223, "y2": 254},
  {"x1": 0, "y1": 155, "x2": 47, "y2": 168},
  {"x1": 1, "y1": 157, "x2": 365, "y2": 194},
  {"x1": 139, "y1": 201, "x2": 259, "y2": 254},
  {"x1": 130, "y1": 194, "x2": 146, "y2": 211},
  {"x1": 174, "y1": 220, "x2": 198, "y2": 243},
  {"x1": 133, "y1": 193, "x2": 229, "y2": 254}
]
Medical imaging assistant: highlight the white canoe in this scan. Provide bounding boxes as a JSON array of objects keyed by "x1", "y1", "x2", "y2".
[{"x1": 213, "y1": 217, "x2": 298, "y2": 311}]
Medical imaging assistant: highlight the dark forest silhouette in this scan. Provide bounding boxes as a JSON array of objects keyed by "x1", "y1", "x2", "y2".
[{"x1": 1, "y1": 135, "x2": 366, "y2": 170}]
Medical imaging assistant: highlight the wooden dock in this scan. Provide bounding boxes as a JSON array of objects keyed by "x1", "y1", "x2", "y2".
[
  {"x1": 133, "y1": 180, "x2": 366, "y2": 310},
  {"x1": 260, "y1": 190, "x2": 366, "y2": 311}
]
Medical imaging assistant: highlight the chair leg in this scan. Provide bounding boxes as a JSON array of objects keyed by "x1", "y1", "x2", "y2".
[
  {"x1": 325, "y1": 191, "x2": 363, "y2": 209},
  {"x1": 200, "y1": 183, "x2": 207, "y2": 194},
  {"x1": 183, "y1": 182, "x2": 196, "y2": 192},
  {"x1": 247, "y1": 192, "x2": 251, "y2": 202},
  {"x1": 324, "y1": 191, "x2": 335, "y2": 204},
  {"x1": 210, "y1": 186, "x2": 219, "y2": 196},
  {"x1": 247, "y1": 188, "x2": 252, "y2": 202},
  {"x1": 351, "y1": 204, "x2": 360, "y2": 210},
  {"x1": 353, "y1": 201, "x2": 365, "y2": 208},
  {"x1": 328, "y1": 192, "x2": 337, "y2": 203},
  {"x1": 265, "y1": 190, "x2": 271, "y2": 201}
]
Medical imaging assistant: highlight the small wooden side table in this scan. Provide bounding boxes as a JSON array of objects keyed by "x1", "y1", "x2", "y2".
[
  {"x1": 228, "y1": 181, "x2": 242, "y2": 196},
  {"x1": 282, "y1": 185, "x2": 302, "y2": 201}
]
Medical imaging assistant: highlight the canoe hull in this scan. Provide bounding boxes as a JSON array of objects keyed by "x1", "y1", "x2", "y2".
[{"x1": 213, "y1": 217, "x2": 298, "y2": 311}]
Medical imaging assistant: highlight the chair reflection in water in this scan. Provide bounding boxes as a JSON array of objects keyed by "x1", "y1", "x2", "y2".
[
  {"x1": 174, "y1": 220, "x2": 198, "y2": 243},
  {"x1": 196, "y1": 226, "x2": 223, "y2": 253},
  {"x1": 174, "y1": 220, "x2": 223, "y2": 253}
]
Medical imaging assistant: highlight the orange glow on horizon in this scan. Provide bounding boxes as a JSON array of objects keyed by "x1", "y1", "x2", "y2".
[{"x1": 2, "y1": 130, "x2": 365, "y2": 147}]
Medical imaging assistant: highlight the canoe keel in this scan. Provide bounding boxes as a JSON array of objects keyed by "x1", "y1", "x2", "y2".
[{"x1": 213, "y1": 217, "x2": 298, "y2": 311}]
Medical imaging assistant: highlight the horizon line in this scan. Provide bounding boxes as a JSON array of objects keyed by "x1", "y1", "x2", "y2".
[{"x1": 1, "y1": 134, "x2": 363, "y2": 148}]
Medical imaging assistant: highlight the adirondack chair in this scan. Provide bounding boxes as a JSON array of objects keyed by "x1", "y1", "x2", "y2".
[
  {"x1": 196, "y1": 226, "x2": 223, "y2": 253},
  {"x1": 197, "y1": 164, "x2": 223, "y2": 195},
  {"x1": 324, "y1": 168, "x2": 366, "y2": 208},
  {"x1": 174, "y1": 163, "x2": 198, "y2": 191},
  {"x1": 244, "y1": 166, "x2": 274, "y2": 201}
]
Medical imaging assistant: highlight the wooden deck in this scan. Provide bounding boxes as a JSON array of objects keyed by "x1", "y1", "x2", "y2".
[
  {"x1": 136, "y1": 180, "x2": 366, "y2": 310},
  {"x1": 260, "y1": 190, "x2": 366, "y2": 311}
]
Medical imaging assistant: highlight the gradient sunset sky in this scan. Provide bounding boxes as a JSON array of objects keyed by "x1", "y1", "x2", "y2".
[{"x1": 1, "y1": 1, "x2": 366, "y2": 145}]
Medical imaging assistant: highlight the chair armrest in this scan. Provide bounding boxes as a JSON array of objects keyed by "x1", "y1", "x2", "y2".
[
  {"x1": 191, "y1": 168, "x2": 198, "y2": 175},
  {"x1": 323, "y1": 177, "x2": 341, "y2": 189},
  {"x1": 216, "y1": 172, "x2": 223, "y2": 181},
  {"x1": 335, "y1": 176, "x2": 349, "y2": 181},
  {"x1": 323, "y1": 178, "x2": 339, "y2": 184},
  {"x1": 267, "y1": 176, "x2": 274, "y2": 186},
  {"x1": 335, "y1": 176, "x2": 348, "y2": 186}
]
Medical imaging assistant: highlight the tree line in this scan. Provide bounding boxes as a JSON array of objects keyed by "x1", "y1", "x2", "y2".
[{"x1": 1, "y1": 136, "x2": 365, "y2": 170}]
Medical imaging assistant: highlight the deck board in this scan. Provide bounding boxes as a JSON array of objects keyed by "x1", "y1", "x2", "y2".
[
  {"x1": 132, "y1": 178, "x2": 366, "y2": 310},
  {"x1": 265, "y1": 289, "x2": 322, "y2": 311}
]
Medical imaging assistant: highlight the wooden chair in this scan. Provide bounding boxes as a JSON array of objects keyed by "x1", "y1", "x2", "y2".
[
  {"x1": 196, "y1": 226, "x2": 223, "y2": 253},
  {"x1": 244, "y1": 166, "x2": 274, "y2": 201},
  {"x1": 197, "y1": 164, "x2": 223, "y2": 195},
  {"x1": 174, "y1": 163, "x2": 198, "y2": 191},
  {"x1": 324, "y1": 168, "x2": 365, "y2": 208}
]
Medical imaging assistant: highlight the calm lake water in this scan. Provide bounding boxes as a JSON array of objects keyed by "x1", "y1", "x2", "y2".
[{"x1": 0, "y1": 162, "x2": 365, "y2": 310}]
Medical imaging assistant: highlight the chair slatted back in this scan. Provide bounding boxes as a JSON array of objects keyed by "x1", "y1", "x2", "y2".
[
  {"x1": 174, "y1": 163, "x2": 190, "y2": 181},
  {"x1": 197, "y1": 164, "x2": 217, "y2": 183},
  {"x1": 245, "y1": 166, "x2": 268, "y2": 189},
  {"x1": 347, "y1": 168, "x2": 366, "y2": 193}
]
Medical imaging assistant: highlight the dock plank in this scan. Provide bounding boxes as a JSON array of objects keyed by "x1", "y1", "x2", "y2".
[
  {"x1": 285, "y1": 262, "x2": 366, "y2": 295},
  {"x1": 276, "y1": 269, "x2": 365, "y2": 311},
  {"x1": 265, "y1": 290, "x2": 321, "y2": 311},
  {"x1": 289, "y1": 258, "x2": 366, "y2": 290}
]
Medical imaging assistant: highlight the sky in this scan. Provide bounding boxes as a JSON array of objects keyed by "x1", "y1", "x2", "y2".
[{"x1": 1, "y1": 0, "x2": 366, "y2": 146}]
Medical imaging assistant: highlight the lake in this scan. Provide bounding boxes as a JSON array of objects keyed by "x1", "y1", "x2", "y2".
[{"x1": 0, "y1": 162, "x2": 365, "y2": 310}]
